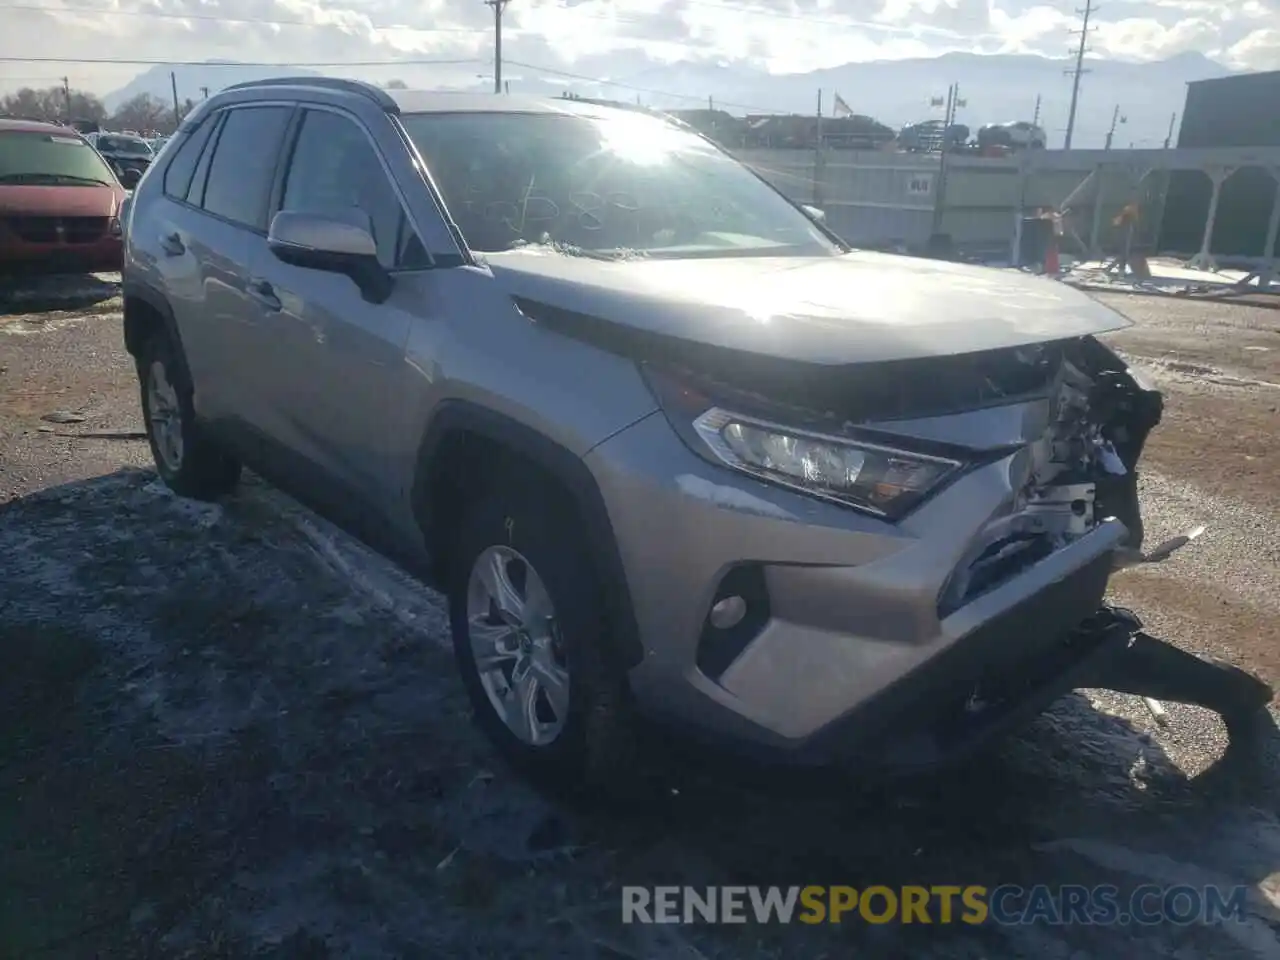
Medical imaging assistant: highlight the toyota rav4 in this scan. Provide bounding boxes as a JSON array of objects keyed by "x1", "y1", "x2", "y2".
[{"x1": 120, "y1": 79, "x2": 1273, "y2": 789}]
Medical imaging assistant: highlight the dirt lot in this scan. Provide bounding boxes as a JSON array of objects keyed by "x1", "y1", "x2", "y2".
[{"x1": 1, "y1": 275, "x2": 1279, "y2": 959}]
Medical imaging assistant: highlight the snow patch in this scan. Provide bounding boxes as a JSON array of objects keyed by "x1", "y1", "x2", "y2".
[{"x1": 269, "y1": 497, "x2": 448, "y2": 646}]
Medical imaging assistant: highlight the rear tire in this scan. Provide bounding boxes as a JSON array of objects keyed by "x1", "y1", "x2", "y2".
[
  {"x1": 137, "y1": 330, "x2": 240, "y2": 501},
  {"x1": 447, "y1": 481, "x2": 639, "y2": 796}
]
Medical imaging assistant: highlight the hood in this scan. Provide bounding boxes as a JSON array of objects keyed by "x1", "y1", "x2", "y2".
[
  {"x1": 0, "y1": 184, "x2": 122, "y2": 218},
  {"x1": 485, "y1": 249, "x2": 1130, "y2": 364}
]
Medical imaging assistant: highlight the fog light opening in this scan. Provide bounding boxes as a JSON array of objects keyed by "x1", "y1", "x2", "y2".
[
  {"x1": 696, "y1": 564, "x2": 771, "y2": 681},
  {"x1": 709, "y1": 595, "x2": 747, "y2": 630}
]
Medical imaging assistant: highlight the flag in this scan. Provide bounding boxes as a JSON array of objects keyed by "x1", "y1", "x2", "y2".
[
  {"x1": 930, "y1": 96, "x2": 946, "y2": 107},
  {"x1": 833, "y1": 92, "x2": 853, "y2": 117}
]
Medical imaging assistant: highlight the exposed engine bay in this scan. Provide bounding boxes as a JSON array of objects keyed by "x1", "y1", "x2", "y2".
[{"x1": 946, "y1": 337, "x2": 1164, "y2": 609}]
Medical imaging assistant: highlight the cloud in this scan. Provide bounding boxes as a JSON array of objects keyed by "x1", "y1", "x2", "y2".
[
  {"x1": 1092, "y1": 15, "x2": 1221, "y2": 60},
  {"x1": 0, "y1": 0, "x2": 1253, "y2": 104},
  {"x1": 1225, "y1": 27, "x2": 1280, "y2": 70},
  {"x1": 876, "y1": 0, "x2": 993, "y2": 35}
]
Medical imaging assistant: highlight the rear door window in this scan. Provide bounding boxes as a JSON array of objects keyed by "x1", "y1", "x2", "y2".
[{"x1": 200, "y1": 105, "x2": 293, "y2": 231}]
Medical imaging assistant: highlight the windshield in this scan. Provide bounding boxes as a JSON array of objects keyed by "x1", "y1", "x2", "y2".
[
  {"x1": 0, "y1": 130, "x2": 116, "y2": 185},
  {"x1": 96, "y1": 135, "x2": 152, "y2": 156},
  {"x1": 401, "y1": 111, "x2": 841, "y2": 259}
]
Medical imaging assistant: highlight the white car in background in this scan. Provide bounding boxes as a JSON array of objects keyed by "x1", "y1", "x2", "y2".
[{"x1": 978, "y1": 121, "x2": 1047, "y2": 150}]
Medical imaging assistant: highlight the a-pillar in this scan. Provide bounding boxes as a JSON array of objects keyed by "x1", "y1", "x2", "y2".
[
  {"x1": 1258, "y1": 167, "x2": 1280, "y2": 291},
  {"x1": 1011, "y1": 150, "x2": 1030, "y2": 266},
  {"x1": 1088, "y1": 164, "x2": 1107, "y2": 260},
  {"x1": 1187, "y1": 165, "x2": 1237, "y2": 272}
]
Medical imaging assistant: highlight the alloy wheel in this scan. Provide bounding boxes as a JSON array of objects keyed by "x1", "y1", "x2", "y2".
[
  {"x1": 465, "y1": 545, "x2": 571, "y2": 746},
  {"x1": 146, "y1": 360, "x2": 184, "y2": 473}
]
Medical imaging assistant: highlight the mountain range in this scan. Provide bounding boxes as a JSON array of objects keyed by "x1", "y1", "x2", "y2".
[{"x1": 104, "y1": 50, "x2": 1235, "y2": 150}]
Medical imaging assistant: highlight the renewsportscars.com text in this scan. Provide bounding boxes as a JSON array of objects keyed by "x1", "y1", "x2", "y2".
[{"x1": 621, "y1": 884, "x2": 1250, "y2": 926}]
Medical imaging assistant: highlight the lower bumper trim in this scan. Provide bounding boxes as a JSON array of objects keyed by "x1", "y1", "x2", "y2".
[{"x1": 793, "y1": 551, "x2": 1115, "y2": 767}]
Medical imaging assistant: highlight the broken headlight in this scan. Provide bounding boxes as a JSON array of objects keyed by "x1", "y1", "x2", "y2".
[{"x1": 642, "y1": 365, "x2": 963, "y2": 519}]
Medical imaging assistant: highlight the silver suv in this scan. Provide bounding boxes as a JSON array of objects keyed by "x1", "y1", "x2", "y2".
[{"x1": 121, "y1": 79, "x2": 1272, "y2": 788}]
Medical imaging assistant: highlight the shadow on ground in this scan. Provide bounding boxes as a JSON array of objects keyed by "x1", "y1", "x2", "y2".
[
  {"x1": 1, "y1": 469, "x2": 1277, "y2": 959},
  {"x1": 0, "y1": 272, "x2": 120, "y2": 319}
]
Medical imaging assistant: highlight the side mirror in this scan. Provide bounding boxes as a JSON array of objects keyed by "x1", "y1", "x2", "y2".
[
  {"x1": 800, "y1": 204, "x2": 827, "y2": 224},
  {"x1": 119, "y1": 167, "x2": 142, "y2": 190},
  {"x1": 267, "y1": 209, "x2": 393, "y2": 303}
]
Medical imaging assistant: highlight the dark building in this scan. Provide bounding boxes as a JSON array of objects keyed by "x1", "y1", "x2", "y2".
[{"x1": 1159, "y1": 70, "x2": 1280, "y2": 259}]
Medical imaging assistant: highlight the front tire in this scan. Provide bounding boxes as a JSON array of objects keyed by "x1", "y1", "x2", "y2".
[
  {"x1": 137, "y1": 331, "x2": 240, "y2": 501},
  {"x1": 448, "y1": 484, "x2": 638, "y2": 794}
]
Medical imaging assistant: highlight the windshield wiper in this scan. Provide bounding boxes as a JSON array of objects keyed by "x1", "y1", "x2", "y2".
[
  {"x1": 0, "y1": 172, "x2": 110, "y2": 186},
  {"x1": 0, "y1": 172, "x2": 55, "y2": 184}
]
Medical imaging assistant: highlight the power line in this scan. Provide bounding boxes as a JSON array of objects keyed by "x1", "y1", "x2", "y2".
[
  {"x1": 0, "y1": 0, "x2": 991, "y2": 42},
  {"x1": 1063, "y1": 0, "x2": 1096, "y2": 150},
  {"x1": 3, "y1": 53, "x2": 781, "y2": 115},
  {"x1": 3, "y1": 50, "x2": 776, "y2": 115},
  {"x1": 0, "y1": 56, "x2": 484, "y2": 67},
  {"x1": 0, "y1": 2, "x2": 482, "y2": 32}
]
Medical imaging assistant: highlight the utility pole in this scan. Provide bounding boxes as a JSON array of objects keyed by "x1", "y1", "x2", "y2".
[
  {"x1": 61, "y1": 76, "x2": 71, "y2": 120},
  {"x1": 1104, "y1": 104, "x2": 1125, "y2": 150},
  {"x1": 485, "y1": 0, "x2": 510, "y2": 94},
  {"x1": 1032, "y1": 93, "x2": 1041, "y2": 126},
  {"x1": 1164, "y1": 111, "x2": 1177, "y2": 149},
  {"x1": 813, "y1": 89, "x2": 823, "y2": 206},
  {"x1": 932, "y1": 82, "x2": 963, "y2": 235},
  {"x1": 1063, "y1": 0, "x2": 1096, "y2": 150},
  {"x1": 170, "y1": 71, "x2": 180, "y2": 128}
]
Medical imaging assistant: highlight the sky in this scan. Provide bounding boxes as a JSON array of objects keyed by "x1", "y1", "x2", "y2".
[{"x1": 1, "y1": 0, "x2": 1277, "y2": 106}]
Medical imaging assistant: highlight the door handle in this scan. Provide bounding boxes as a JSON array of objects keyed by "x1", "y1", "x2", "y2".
[
  {"x1": 159, "y1": 231, "x2": 184, "y2": 256},
  {"x1": 247, "y1": 278, "x2": 282, "y2": 312}
]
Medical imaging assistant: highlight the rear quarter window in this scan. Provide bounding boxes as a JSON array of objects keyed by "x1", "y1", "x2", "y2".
[{"x1": 163, "y1": 116, "x2": 217, "y2": 201}]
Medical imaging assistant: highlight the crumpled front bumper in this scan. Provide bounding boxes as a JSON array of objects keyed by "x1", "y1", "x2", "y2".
[
  {"x1": 589, "y1": 411, "x2": 1274, "y2": 773},
  {"x1": 815, "y1": 599, "x2": 1275, "y2": 775}
]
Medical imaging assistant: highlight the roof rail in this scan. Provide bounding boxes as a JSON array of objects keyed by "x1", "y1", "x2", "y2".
[{"x1": 220, "y1": 76, "x2": 399, "y2": 112}]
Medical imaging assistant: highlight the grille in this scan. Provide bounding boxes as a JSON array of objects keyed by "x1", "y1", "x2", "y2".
[{"x1": 4, "y1": 216, "x2": 109, "y2": 244}]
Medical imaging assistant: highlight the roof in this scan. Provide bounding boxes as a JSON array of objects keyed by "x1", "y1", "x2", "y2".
[
  {"x1": 387, "y1": 89, "x2": 637, "y2": 119},
  {"x1": 1188, "y1": 70, "x2": 1280, "y2": 88},
  {"x1": 209, "y1": 78, "x2": 679, "y2": 124},
  {"x1": 0, "y1": 117, "x2": 76, "y2": 135}
]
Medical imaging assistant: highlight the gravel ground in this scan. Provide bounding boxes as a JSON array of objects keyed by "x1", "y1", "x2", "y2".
[{"x1": 1, "y1": 274, "x2": 1279, "y2": 959}]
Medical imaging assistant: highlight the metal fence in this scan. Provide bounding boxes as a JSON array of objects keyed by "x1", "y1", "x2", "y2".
[{"x1": 735, "y1": 146, "x2": 1168, "y2": 261}]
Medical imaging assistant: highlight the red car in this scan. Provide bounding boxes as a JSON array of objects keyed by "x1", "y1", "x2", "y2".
[{"x1": 0, "y1": 117, "x2": 133, "y2": 275}]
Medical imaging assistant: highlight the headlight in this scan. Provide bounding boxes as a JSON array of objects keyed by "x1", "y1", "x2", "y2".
[{"x1": 642, "y1": 365, "x2": 963, "y2": 519}]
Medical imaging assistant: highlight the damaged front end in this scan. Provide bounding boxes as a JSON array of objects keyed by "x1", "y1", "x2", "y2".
[
  {"x1": 939, "y1": 336, "x2": 1164, "y2": 614},
  {"x1": 635, "y1": 331, "x2": 1274, "y2": 772}
]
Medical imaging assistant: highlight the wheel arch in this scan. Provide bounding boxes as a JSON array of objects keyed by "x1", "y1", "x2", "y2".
[
  {"x1": 122, "y1": 280, "x2": 190, "y2": 382},
  {"x1": 412, "y1": 401, "x2": 645, "y2": 670}
]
